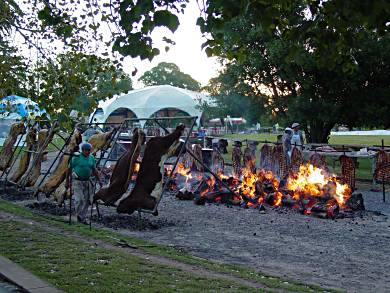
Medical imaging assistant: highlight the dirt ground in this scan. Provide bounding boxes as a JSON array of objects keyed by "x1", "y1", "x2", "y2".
[
  {"x1": 3, "y1": 152, "x2": 390, "y2": 292},
  {"x1": 103, "y1": 190, "x2": 389, "y2": 293}
]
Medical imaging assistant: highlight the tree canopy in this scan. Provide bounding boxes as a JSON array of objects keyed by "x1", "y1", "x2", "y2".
[
  {"x1": 204, "y1": 13, "x2": 390, "y2": 142},
  {"x1": 139, "y1": 62, "x2": 201, "y2": 91}
]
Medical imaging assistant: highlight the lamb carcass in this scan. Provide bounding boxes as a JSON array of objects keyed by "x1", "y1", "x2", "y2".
[
  {"x1": 0, "y1": 122, "x2": 25, "y2": 171},
  {"x1": 117, "y1": 124, "x2": 185, "y2": 215},
  {"x1": 94, "y1": 128, "x2": 145, "y2": 205},
  {"x1": 88, "y1": 128, "x2": 116, "y2": 155},
  {"x1": 38, "y1": 129, "x2": 82, "y2": 196},
  {"x1": 9, "y1": 127, "x2": 37, "y2": 183}
]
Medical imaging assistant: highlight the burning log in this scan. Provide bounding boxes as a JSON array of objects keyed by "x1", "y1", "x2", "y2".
[
  {"x1": 38, "y1": 129, "x2": 82, "y2": 196},
  {"x1": 176, "y1": 189, "x2": 194, "y2": 200},
  {"x1": 346, "y1": 192, "x2": 365, "y2": 211},
  {"x1": 9, "y1": 127, "x2": 37, "y2": 183},
  {"x1": 309, "y1": 199, "x2": 340, "y2": 219},
  {"x1": 88, "y1": 128, "x2": 116, "y2": 155},
  {"x1": 117, "y1": 124, "x2": 185, "y2": 215},
  {"x1": 19, "y1": 124, "x2": 58, "y2": 187},
  {"x1": 94, "y1": 129, "x2": 145, "y2": 205},
  {"x1": 0, "y1": 121, "x2": 25, "y2": 171}
]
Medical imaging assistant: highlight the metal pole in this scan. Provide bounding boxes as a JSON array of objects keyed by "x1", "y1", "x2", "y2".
[
  {"x1": 69, "y1": 176, "x2": 72, "y2": 225},
  {"x1": 382, "y1": 139, "x2": 385, "y2": 203}
]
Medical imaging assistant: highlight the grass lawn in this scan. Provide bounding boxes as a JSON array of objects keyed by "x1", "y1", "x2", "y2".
[
  {"x1": 0, "y1": 199, "x2": 339, "y2": 293},
  {"x1": 221, "y1": 134, "x2": 390, "y2": 180}
]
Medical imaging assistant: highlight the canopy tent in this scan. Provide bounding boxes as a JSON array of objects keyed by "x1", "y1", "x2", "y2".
[
  {"x1": 90, "y1": 85, "x2": 208, "y2": 126},
  {"x1": 0, "y1": 96, "x2": 46, "y2": 145},
  {"x1": 0, "y1": 95, "x2": 45, "y2": 120}
]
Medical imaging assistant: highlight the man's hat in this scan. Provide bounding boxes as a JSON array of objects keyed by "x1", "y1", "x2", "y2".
[
  {"x1": 291, "y1": 122, "x2": 300, "y2": 128},
  {"x1": 81, "y1": 142, "x2": 92, "y2": 151}
]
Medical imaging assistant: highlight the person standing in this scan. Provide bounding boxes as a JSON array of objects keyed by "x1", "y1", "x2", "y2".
[
  {"x1": 291, "y1": 122, "x2": 305, "y2": 148},
  {"x1": 66, "y1": 142, "x2": 101, "y2": 224}
]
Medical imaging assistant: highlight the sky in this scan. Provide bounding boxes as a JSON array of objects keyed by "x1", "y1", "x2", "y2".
[
  {"x1": 125, "y1": 1, "x2": 221, "y2": 88},
  {"x1": 12, "y1": 0, "x2": 220, "y2": 89}
]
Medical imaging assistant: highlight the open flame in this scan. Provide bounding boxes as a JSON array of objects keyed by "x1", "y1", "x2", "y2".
[
  {"x1": 286, "y1": 164, "x2": 351, "y2": 206},
  {"x1": 173, "y1": 160, "x2": 355, "y2": 218}
]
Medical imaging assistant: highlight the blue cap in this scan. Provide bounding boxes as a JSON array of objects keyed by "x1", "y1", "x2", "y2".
[{"x1": 81, "y1": 142, "x2": 92, "y2": 151}]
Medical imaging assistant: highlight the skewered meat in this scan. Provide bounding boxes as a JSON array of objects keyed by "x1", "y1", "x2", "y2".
[
  {"x1": 232, "y1": 142, "x2": 242, "y2": 178},
  {"x1": 0, "y1": 122, "x2": 25, "y2": 171},
  {"x1": 259, "y1": 144, "x2": 273, "y2": 171},
  {"x1": 38, "y1": 129, "x2": 82, "y2": 196},
  {"x1": 19, "y1": 123, "x2": 58, "y2": 187},
  {"x1": 52, "y1": 181, "x2": 70, "y2": 205},
  {"x1": 94, "y1": 129, "x2": 145, "y2": 205},
  {"x1": 88, "y1": 128, "x2": 116, "y2": 155},
  {"x1": 117, "y1": 124, "x2": 185, "y2": 215},
  {"x1": 9, "y1": 127, "x2": 37, "y2": 183},
  {"x1": 243, "y1": 146, "x2": 256, "y2": 173},
  {"x1": 192, "y1": 144, "x2": 203, "y2": 172},
  {"x1": 290, "y1": 147, "x2": 303, "y2": 173}
]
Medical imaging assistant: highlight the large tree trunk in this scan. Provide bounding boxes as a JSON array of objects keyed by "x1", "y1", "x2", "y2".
[{"x1": 305, "y1": 120, "x2": 334, "y2": 143}]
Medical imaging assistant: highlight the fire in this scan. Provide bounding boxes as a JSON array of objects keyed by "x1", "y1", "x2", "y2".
[
  {"x1": 286, "y1": 164, "x2": 351, "y2": 205},
  {"x1": 176, "y1": 162, "x2": 192, "y2": 179},
  {"x1": 173, "y1": 159, "x2": 355, "y2": 218},
  {"x1": 134, "y1": 162, "x2": 140, "y2": 173}
]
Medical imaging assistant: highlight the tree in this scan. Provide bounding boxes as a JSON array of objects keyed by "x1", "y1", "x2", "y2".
[
  {"x1": 202, "y1": 65, "x2": 268, "y2": 125},
  {"x1": 139, "y1": 62, "x2": 201, "y2": 91},
  {"x1": 30, "y1": 52, "x2": 132, "y2": 128},
  {"x1": 0, "y1": 41, "x2": 29, "y2": 98},
  {"x1": 205, "y1": 14, "x2": 390, "y2": 142}
]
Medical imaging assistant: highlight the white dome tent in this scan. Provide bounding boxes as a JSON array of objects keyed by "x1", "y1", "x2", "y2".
[{"x1": 90, "y1": 85, "x2": 208, "y2": 126}]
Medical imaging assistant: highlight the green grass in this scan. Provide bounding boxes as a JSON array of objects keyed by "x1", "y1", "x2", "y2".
[
  {"x1": 0, "y1": 220, "x2": 257, "y2": 293},
  {"x1": 0, "y1": 199, "x2": 341, "y2": 293},
  {"x1": 221, "y1": 134, "x2": 389, "y2": 180}
]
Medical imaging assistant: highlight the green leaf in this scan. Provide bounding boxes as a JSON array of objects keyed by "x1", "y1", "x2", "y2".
[{"x1": 153, "y1": 10, "x2": 180, "y2": 32}]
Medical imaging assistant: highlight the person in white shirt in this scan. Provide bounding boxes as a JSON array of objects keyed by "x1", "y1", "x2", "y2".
[{"x1": 291, "y1": 123, "x2": 305, "y2": 148}]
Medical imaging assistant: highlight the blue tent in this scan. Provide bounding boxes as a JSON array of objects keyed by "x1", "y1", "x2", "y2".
[{"x1": 0, "y1": 95, "x2": 45, "y2": 119}]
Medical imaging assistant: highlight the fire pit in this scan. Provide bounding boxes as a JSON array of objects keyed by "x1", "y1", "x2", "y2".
[{"x1": 173, "y1": 162, "x2": 365, "y2": 219}]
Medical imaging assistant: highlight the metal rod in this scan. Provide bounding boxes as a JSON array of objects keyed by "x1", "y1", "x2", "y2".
[
  {"x1": 69, "y1": 176, "x2": 72, "y2": 225},
  {"x1": 382, "y1": 139, "x2": 386, "y2": 202}
]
